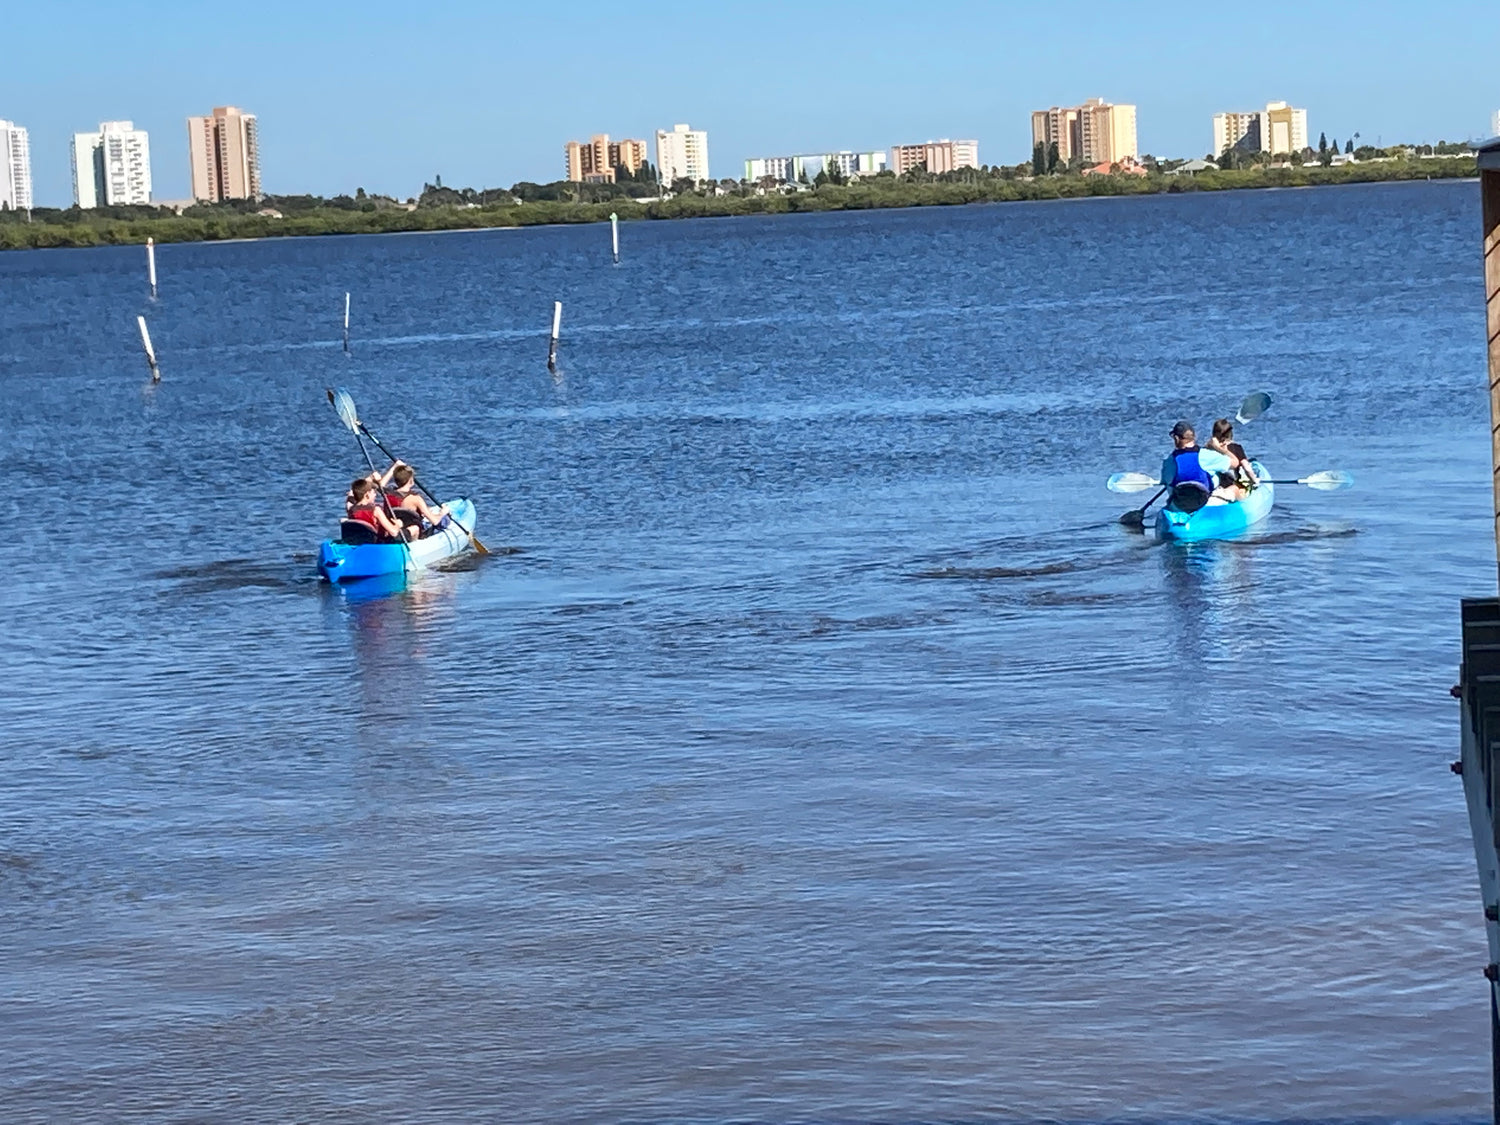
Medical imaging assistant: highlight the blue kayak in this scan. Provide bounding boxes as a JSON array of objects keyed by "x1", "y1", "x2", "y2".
[
  {"x1": 317, "y1": 498, "x2": 476, "y2": 583},
  {"x1": 1156, "y1": 463, "x2": 1274, "y2": 542}
]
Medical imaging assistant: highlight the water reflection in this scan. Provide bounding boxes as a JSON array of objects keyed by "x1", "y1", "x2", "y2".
[
  {"x1": 1159, "y1": 539, "x2": 1260, "y2": 667},
  {"x1": 322, "y1": 572, "x2": 462, "y2": 732}
]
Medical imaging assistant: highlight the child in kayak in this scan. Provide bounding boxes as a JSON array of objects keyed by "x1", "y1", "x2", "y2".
[
  {"x1": 383, "y1": 462, "x2": 450, "y2": 534},
  {"x1": 346, "y1": 478, "x2": 417, "y2": 542},
  {"x1": 1208, "y1": 418, "x2": 1259, "y2": 486}
]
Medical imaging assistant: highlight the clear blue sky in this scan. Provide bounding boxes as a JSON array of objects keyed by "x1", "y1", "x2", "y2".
[{"x1": 5, "y1": 0, "x2": 1495, "y2": 206}]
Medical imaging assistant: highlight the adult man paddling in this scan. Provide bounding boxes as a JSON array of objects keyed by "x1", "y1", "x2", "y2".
[{"x1": 1162, "y1": 421, "x2": 1234, "y2": 512}]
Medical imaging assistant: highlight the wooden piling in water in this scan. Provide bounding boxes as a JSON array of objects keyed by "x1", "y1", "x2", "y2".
[
  {"x1": 146, "y1": 238, "x2": 157, "y2": 299},
  {"x1": 343, "y1": 292, "x2": 351, "y2": 354}
]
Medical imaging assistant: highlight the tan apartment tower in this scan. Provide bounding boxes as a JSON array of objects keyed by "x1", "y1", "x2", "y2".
[
  {"x1": 1212, "y1": 102, "x2": 1308, "y2": 157},
  {"x1": 1032, "y1": 98, "x2": 1138, "y2": 165},
  {"x1": 889, "y1": 139, "x2": 979, "y2": 175},
  {"x1": 564, "y1": 134, "x2": 649, "y2": 183},
  {"x1": 187, "y1": 106, "x2": 261, "y2": 202}
]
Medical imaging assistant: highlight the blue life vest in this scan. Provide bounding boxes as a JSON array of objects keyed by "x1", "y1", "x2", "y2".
[{"x1": 1167, "y1": 447, "x2": 1213, "y2": 493}]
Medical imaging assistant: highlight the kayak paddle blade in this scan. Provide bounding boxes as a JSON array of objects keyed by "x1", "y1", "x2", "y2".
[
  {"x1": 1119, "y1": 508, "x2": 1148, "y2": 527},
  {"x1": 332, "y1": 387, "x2": 360, "y2": 433},
  {"x1": 1301, "y1": 470, "x2": 1353, "y2": 491},
  {"x1": 1107, "y1": 471, "x2": 1160, "y2": 494},
  {"x1": 1235, "y1": 391, "x2": 1272, "y2": 425}
]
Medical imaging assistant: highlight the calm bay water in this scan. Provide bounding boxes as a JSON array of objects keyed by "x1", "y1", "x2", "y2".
[{"x1": 0, "y1": 182, "x2": 1494, "y2": 1123}]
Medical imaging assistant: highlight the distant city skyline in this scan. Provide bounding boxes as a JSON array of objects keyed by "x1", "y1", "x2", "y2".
[{"x1": 3, "y1": 0, "x2": 1496, "y2": 205}]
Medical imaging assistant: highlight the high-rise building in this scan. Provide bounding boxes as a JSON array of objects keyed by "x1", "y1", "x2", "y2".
[
  {"x1": 0, "y1": 119, "x2": 31, "y2": 212},
  {"x1": 1032, "y1": 99, "x2": 1136, "y2": 165},
  {"x1": 187, "y1": 106, "x2": 261, "y2": 202},
  {"x1": 745, "y1": 156, "x2": 795, "y2": 182},
  {"x1": 1212, "y1": 101, "x2": 1308, "y2": 157},
  {"x1": 564, "y1": 134, "x2": 649, "y2": 183},
  {"x1": 655, "y1": 123, "x2": 710, "y2": 184},
  {"x1": 889, "y1": 139, "x2": 979, "y2": 176},
  {"x1": 744, "y1": 151, "x2": 887, "y2": 183},
  {"x1": 71, "y1": 121, "x2": 152, "y2": 208},
  {"x1": 1492, "y1": 110, "x2": 1500, "y2": 139}
]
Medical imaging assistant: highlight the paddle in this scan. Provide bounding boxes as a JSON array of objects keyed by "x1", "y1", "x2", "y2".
[
  {"x1": 1260, "y1": 470, "x2": 1354, "y2": 490},
  {"x1": 1116, "y1": 391, "x2": 1273, "y2": 526},
  {"x1": 327, "y1": 388, "x2": 490, "y2": 555},
  {"x1": 340, "y1": 406, "x2": 412, "y2": 563},
  {"x1": 1108, "y1": 469, "x2": 1353, "y2": 492}
]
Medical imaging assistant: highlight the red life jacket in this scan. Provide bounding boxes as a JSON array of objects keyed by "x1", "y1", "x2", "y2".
[
  {"x1": 385, "y1": 491, "x2": 410, "y2": 511},
  {"x1": 349, "y1": 505, "x2": 380, "y2": 528}
]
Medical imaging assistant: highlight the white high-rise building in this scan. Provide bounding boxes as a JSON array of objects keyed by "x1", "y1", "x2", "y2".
[
  {"x1": 72, "y1": 121, "x2": 153, "y2": 208},
  {"x1": 1491, "y1": 110, "x2": 1500, "y2": 139},
  {"x1": 655, "y1": 123, "x2": 710, "y2": 184},
  {"x1": 0, "y1": 119, "x2": 33, "y2": 212}
]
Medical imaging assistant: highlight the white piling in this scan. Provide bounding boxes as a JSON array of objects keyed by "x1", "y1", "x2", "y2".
[
  {"x1": 548, "y1": 301, "x2": 562, "y2": 370},
  {"x1": 610, "y1": 212, "x2": 619, "y2": 264},
  {"x1": 137, "y1": 315, "x2": 160, "y2": 382},
  {"x1": 343, "y1": 292, "x2": 351, "y2": 354},
  {"x1": 146, "y1": 238, "x2": 157, "y2": 298}
]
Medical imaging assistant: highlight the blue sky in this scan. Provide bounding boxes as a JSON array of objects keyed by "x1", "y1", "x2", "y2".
[{"x1": 4, "y1": 0, "x2": 1495, "y2": 206}]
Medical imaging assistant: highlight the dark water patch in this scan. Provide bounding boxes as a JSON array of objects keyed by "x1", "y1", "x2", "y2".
[
  {"x1": 150, "y1": 556, "x2": 320, "y2": 595},
  {"x1": 912, "y1": 560, "x2": 1084, "y2": 580}
]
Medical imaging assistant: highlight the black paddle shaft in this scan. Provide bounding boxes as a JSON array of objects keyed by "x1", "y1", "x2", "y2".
[
  {"x1": 355, "y1": 420, "x2": 486, "y2": 551},
  {"x1": 356, "y1": 423, "x2": 447, "y2": 509}
]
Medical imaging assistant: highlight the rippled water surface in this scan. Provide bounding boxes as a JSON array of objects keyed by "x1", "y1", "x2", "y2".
[{"x1": 1, "y1": 183, "x2": 1494, "y2": 1123}]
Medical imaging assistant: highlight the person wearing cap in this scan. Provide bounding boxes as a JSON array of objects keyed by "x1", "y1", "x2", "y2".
[{"x1": 1162, "y1": 421, "x2": 1235, "y2": 512}]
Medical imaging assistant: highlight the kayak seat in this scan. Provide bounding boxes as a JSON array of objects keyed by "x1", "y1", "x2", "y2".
[
  {"x1": 339, "y1": 519, "x2": 383, "y2": 545},
  {"x1": 1170, "y1": 483, "x2": 1210, "y2": 513}
]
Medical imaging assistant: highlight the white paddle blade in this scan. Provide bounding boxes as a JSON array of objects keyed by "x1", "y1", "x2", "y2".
[
  {"x1": 332, "y1": 387, "x2": 360, "y2": 433},
  {"x1": 1300, "y1": 470, "x2": 1353, "y2": 491},
  {"x1": 1235, "y1": 390, "x2": 1272, "y2": 425},
  {"x1": 1107, "y1": 472, "x2": 1161, "y2": 493}
]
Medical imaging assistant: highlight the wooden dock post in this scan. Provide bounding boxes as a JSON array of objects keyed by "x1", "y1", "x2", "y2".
[
  {"x1": 1459, "y1": 137, "x2": 1500, "y2": 1125},
  {"x1": 146, "y1": 237, "x2": 157, "y2": 299},
  {"x1": 343, "y1": 292, "x2": 351, "y2": 354},
  {"x1": 610, "y1": 212, "x2": 619, "y2": 264}
]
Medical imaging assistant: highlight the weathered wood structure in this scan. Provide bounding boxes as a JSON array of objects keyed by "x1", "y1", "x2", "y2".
[{"x1": 1459, "y1": 135, "x2": 1500, "y2": 1122}]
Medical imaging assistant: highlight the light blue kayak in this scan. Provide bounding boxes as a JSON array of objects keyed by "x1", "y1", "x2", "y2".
[
  {"x1": 1156, "y1": 463, "x2": 1274, "y2": 542},
  {"x1": 317, "y1": 498, "x2": 476, "y2": 583}
]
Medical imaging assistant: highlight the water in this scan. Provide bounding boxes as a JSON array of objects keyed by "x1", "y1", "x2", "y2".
[{"x1": 0, "y1": 182, "x2": 1493, "y2": 1123}]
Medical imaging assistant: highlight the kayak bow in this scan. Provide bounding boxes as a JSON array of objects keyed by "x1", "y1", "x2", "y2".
[{"x1": 317, "y1": 499, "x2": 477, "y2": 583}]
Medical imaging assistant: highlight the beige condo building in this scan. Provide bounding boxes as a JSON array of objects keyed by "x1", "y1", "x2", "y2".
[
  {"x1": 889, "y1": 138, "x2": 979, "y2": 175},
  {"x1": 1212, "y1": 101, "x2": 1308, "y2": 157},
  {"x1": 187, "y1": 106, "x2": 260, "y2": 202},
  {"x1": 1031, "y1": 98, "x2": 1138, "y2": 165},
  {"x1": 565, "y1": 134, "x2": 649, "y2": 183}
]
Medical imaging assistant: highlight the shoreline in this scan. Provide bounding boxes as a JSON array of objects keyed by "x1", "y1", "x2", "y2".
[{"x1": 0, "y1": 160, "x2": 1476, "y2": 252}]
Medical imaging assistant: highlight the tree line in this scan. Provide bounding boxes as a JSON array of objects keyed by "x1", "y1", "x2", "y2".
[{"x1": 0, "y1": 154, "x2": 1479, "y2": 250}]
